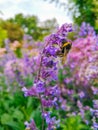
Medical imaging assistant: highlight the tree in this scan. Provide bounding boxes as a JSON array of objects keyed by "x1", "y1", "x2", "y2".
[
  {"x1": 0, "y1": 19, "x2": 7, "y2": 47},
  {"x1": 8, "y1": 13, "x2": 58, "y2": 41},
  {"x1": 68, "y1": 0, "x2": 95, "y2": 25},
  {"x1": 45, "y1": 0, "x2": 98, "y2": 32},
  {"x1": 2, "y1": 21, "x2": 24, "y2": 42},
  {"x1": 0, "y1": 27, "x2": 7, "y2": 47},
  {"x1": 92, "y1": 0, "x2": 98, "y2": 30}
]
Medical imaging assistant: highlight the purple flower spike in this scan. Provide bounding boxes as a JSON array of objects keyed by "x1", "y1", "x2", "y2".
[
  {"x1": 25, "y1": 119, "x2": 38, "y2": 130},
  {"x1": 22, "y1": 23, "x2": 73, "y2": 130}
]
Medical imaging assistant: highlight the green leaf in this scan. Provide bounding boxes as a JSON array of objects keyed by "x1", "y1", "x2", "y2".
[
  {"x1": 61, "y1": 116, "x2": 90, "y2": 130},
  {"x1": 31, "y1": 108, "x2": 43, "y2": 129},
  {"x1": 6, "y1": 121, "x2": 22, "y2": 130},
  {"x1": 13, "y1": 109, "x2": 24, "y2": 121},
  {"x1": 0, "y1": 126, "x2": 4, "y2": 130},
  {"x1": 1, "y1": 113, "x2": 12, "y2": 125}
]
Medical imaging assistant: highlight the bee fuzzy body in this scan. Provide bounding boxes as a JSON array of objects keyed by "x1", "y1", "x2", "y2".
[{"x1": 58, "y1": 41, "x2": 72, "y2": 64}]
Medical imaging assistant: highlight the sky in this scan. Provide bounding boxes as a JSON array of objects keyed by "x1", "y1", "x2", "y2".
[{"x1": 0, "y1": 0, "x2": 72, "y2": 26}]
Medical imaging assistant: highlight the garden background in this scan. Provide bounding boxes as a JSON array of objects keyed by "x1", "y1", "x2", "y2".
[{"x1": 0, "y1": 0, "x2": 98, "y2": 130}]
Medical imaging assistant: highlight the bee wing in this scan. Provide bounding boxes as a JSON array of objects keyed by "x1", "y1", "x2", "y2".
[{"x1": 61, "y1": 48, "x2": 68, "y2": 64}]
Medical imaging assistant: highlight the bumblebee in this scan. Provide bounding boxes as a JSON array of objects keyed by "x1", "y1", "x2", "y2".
[{"x1": 58, "y1": 40, "x2": 72, "y2": 64}]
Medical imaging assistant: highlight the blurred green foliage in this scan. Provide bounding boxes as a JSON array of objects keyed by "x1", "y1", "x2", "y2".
[
  {"x1": 0, "y1": 18, "x2": 24, "y2": 43},
  {"x1": 60, "y1": 116, "x2": 91, "y2": 130},
  {"x1": 2, "y1": 21, "x2": 24, "y2": 42},
  {"x1": 0, "y1": 72, "x2": 41, "y2": 130},
  {"x1": 45, "y1": 0, "x2": 98, "y2": 32},
  {"x1": 67, "y1": 0, "x2": 98, "y2": 32},
  {"x1": 68, "y1": 0, "x2": 95, "y2": 25},
  {"x1": 1, "y1": 93, "x2": 90, "y2": 130},
  {"x1": 0, "y1": 91, "x2": 41, "y2": 130},
  {"x1": 0, "y1": 26, "x2": 7, "y2": 47},
  {"x1": 0, "y1": 13, "x2": 58, "y2": 47},
  {"x1": 7, "y1": 13, "x2": 58, "y2": 41},
  {"x1": 92, "y1": 0, "x2": 98, "y2": 30}
]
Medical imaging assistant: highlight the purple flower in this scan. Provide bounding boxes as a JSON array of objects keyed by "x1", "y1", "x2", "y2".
[
  {"x1": 78, "y1": 22, "x2": 96, "y2": 37},
  {"x1": 44, "y1": 45, "x2": 59, "y2": 57},
  {"x1": 44, "y1": 33, "x2": 64, "y2": 46},
  {"x1": 50, "y1": 85, "x2": 60, "y2": 96},
  {"x1": 36, "y1": 80, "x2": 45, "y2": 93},
  {"x1": 78, "y1": 91, "x2": 85, "y2": 98},
  {"x1": 93, "y1": 122, "x2": 98, "y2": 129},
  {"x1": 57, "y1": 23, "x2": 73, "y2": 37},
  {"x1": 43, "y1": 112, "x2": 59, "y2": 130},
  {"x1": 91, "y1": 86, "x2": 98, "y2": 95},
  {"x1": 93, "y1": 100, "x2": 98, "y2": 109},
  {"x1": 42, "y1": 57, "x2": 56, "y2": 68},
  {"x1": 64, "y1": 77, "x2": 73, "y2": 84},
  {"x1": 90, "y1": 109, "x2": 98, "y2": 118},
  {"x1": 42, "y1": 99, "x2": 53, "y2": 108},
  {"x1": 22, "y1": 86, "x2": 38, "y2": 97},
  {"x1": 41, "y1": 69, "x2": 58, "y2": 81},
  {"x1": 25, "y1": 119, "x2": 38, "y2": 130}
]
